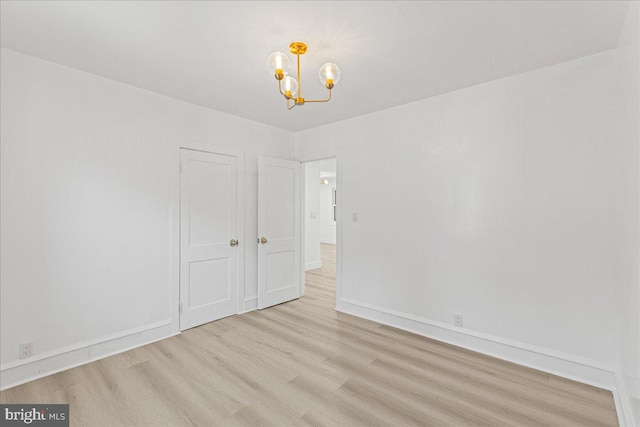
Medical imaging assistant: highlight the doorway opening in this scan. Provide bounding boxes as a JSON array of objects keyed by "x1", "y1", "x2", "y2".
[{"x1": 302, "y1": 158, "x2": 337, "y2": 306}]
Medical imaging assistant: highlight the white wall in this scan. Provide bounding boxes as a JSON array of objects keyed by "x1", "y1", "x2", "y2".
[
  {"x1": 320, "y1": 178, "x2": 337, "y2": 244},
  {"x1": 616, "y1": 2, "x2": 640, "y2": 424},
  {"x1": 1, "y1": 24, "x2": 636, "y2": 416},
  {"x1": 304, "y1": 161, "x2": 321, "y2": 270},
  {"x1": 297, "y1": 50, "x2": 622, "y2": 387},
  {"x1": 0, "y1": 48, "x2": 294, "y2": 386}
]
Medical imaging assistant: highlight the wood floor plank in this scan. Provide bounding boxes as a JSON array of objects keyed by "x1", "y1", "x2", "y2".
[{"x1": 0, "y1": 243, "x2": 618, "y2": 426}]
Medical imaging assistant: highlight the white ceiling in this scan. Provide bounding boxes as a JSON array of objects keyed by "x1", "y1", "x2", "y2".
[{"x1": 0, "y1": 1, "x2": 630, "y2": 132}]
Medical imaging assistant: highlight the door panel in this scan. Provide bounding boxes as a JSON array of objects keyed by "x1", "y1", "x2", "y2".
[
  {"x1": 189, "y1": 258, "x2": 230, "y2": 308},
  {"x1": 266, "y1": 165, "x2": 296, "y2": 238},
  {"x1": 258, "y1": 157, "x2": 301, "y2": 309},
  {"x1": 180, "y1": 148, "x2": 238, "y2": 330},
  {"x1": 266, "y1": 251, "x2": 295, "y2": 292},
  {"x1": 188, "y1": 160, "x2": 230, "y2": 245}
]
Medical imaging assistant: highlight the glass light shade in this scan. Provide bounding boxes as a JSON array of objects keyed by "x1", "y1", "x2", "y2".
[
  {"x1": 319, "y1": 62, "x2": 341, "y2": 88},
  {"x1": 282, "y1": 76, "x2": 298, "y2": 98},
  {"x1": 267, "y1": 52, "x2": 291, "y2": 79}
]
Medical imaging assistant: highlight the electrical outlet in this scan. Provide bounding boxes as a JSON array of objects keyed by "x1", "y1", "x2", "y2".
[
  {"x1": 454, "y1": 314, "x2": 463, "y2": 327},
  {"x1": 19, "y1": 342, "x2": 33, "y2": 359}
]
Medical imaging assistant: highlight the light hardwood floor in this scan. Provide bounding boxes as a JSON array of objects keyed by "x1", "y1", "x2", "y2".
[{"x1": 1, "y1": 243, "x2": 618, "y2": 426}]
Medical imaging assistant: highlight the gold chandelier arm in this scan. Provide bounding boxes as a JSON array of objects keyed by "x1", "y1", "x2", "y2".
[
  {"x1": 303, "y1": 89, "x2": 332, "y2": 103},
  {"x1": 287, "y1": 97, "x2": 297, "y2": 110}
]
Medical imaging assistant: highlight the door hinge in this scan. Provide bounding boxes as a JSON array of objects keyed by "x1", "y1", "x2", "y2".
[{"x1": 179, "y1": 302, "x2": 183, "y2": 315}]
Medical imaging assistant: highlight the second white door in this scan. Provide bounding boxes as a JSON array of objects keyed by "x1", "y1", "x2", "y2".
[
  {"x1": 180, "y1": 148, "x2": 238, "y2": 330},
  {"x1": 258, "y1": 156, "x2": 301, "y2": 309}
]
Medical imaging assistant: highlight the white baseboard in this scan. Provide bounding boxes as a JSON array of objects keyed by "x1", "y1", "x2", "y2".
[
  {"x1": 305, "y1": 261, "x2": 322, "y2": 271},
  {"x1": 320, "y1": 239, "x2": 336, "y2": 245},
  {"x1": 616, "y1": 371, "x2": 640, "y2": 427},
  {"x1": 0, "y1": 319, "x2": 176, "y2": 391},
  {"x1": 337, "y1": 298, "x2": 617, "y2": 391}
]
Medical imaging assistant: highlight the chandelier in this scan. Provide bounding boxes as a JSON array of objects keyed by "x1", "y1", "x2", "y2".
[{"x1": 267, "y1": 42, "x2": 341, "y2": 110}]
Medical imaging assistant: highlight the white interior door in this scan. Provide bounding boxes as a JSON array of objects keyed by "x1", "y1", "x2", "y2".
[
  {"x1": 180, "y1": 148, "x2": 238, "y2": 330},
  {"x1": 258, "y1": 156, "x2": 301, "y2": 309}
]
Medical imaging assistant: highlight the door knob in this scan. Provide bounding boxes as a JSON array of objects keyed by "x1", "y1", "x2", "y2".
[
  {"x1": 260, "y1": 237, "x2": 268, "y2": 245},
  {"x1": 230, "y1": 239, "x2": 238, "y2": 247}
]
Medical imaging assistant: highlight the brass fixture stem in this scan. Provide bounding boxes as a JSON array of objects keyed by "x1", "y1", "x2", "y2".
[{"x1": 297, "y1": 52, "x2": 302, "y2": 100}]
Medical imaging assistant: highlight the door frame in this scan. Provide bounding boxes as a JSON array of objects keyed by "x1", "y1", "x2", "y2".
[
  {"x1": 173, "y1": 139, "x2": 245, "y2": 332},
  {"x1": 299, "y1": 150, "x2": 342, "y2": 307}
]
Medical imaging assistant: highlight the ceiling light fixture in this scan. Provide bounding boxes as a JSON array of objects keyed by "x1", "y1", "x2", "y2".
[{"x1": 267, "y1": 42, "x2": 341, "y2": 110}]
